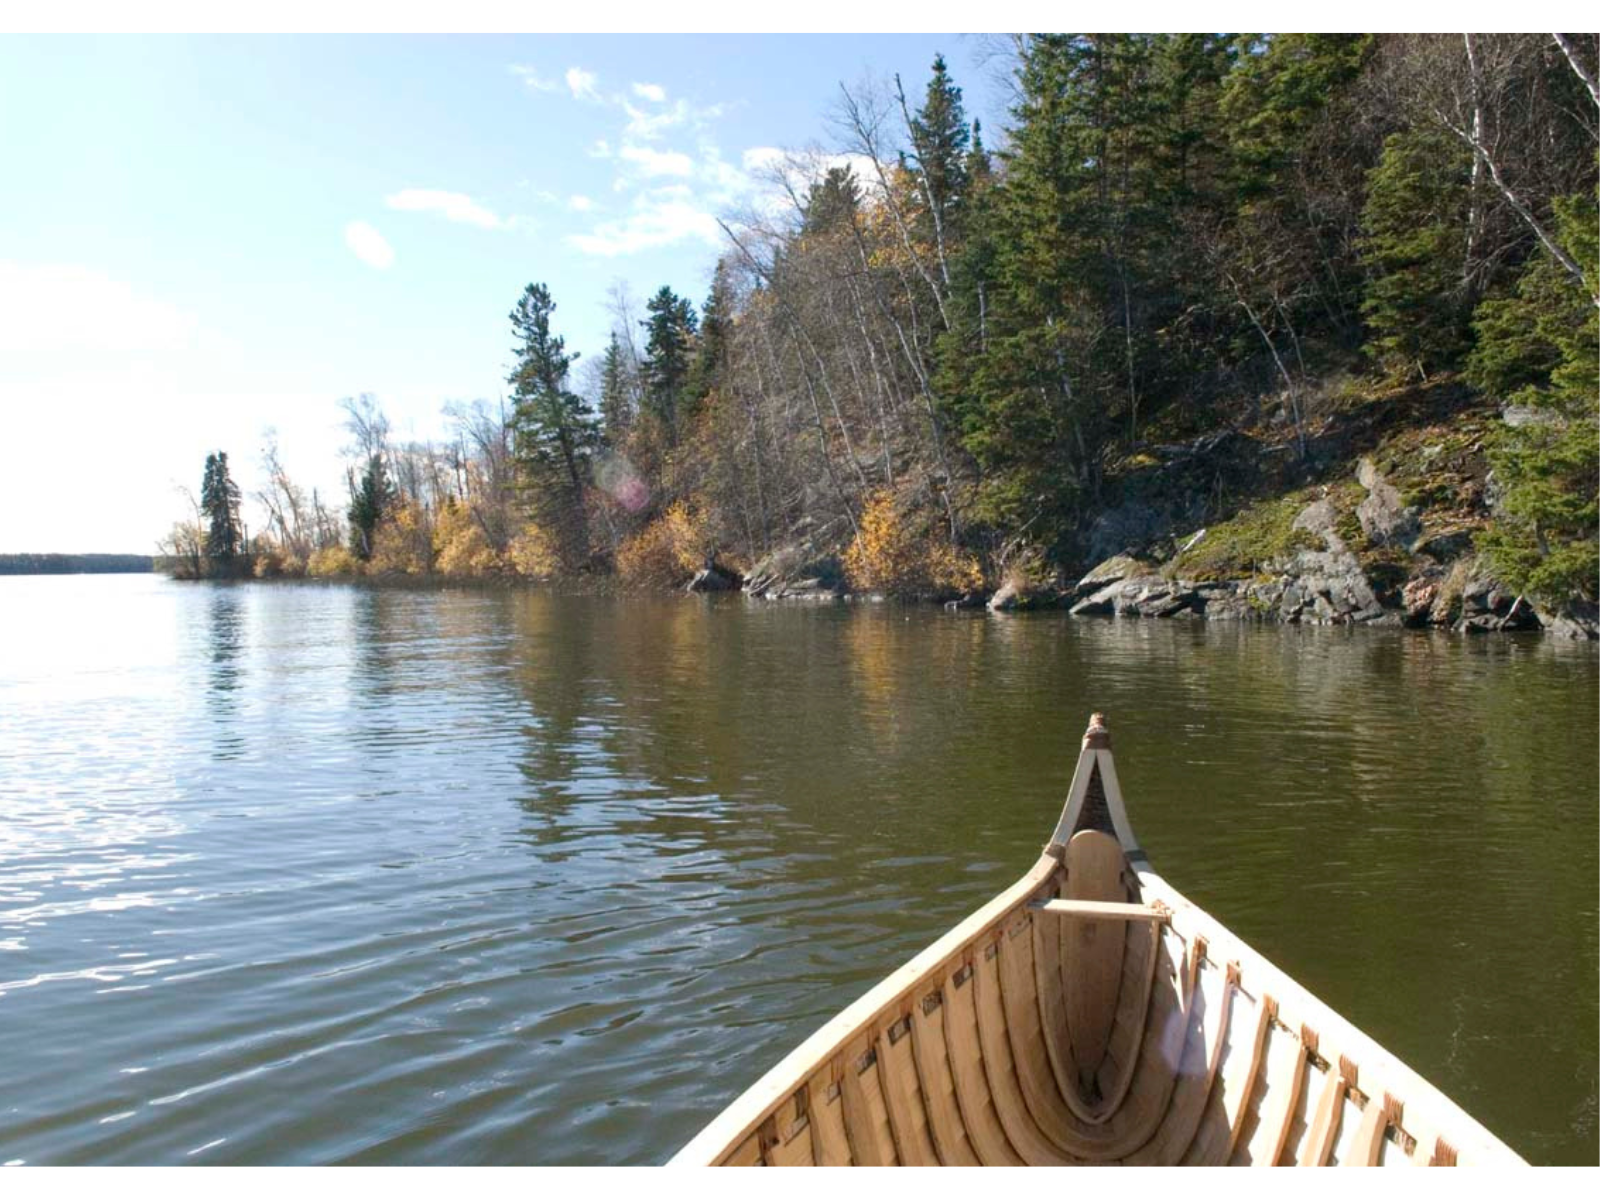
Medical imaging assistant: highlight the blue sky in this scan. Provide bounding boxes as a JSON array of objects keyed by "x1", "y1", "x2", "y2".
[{"x1": 0, "y1": 34, "x2": 1011, "y2": 552}]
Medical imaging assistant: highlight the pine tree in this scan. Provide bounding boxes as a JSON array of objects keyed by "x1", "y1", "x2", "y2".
[
  {"x1": 686, "y1": 261, "x2": 734, "y2": 415},
  {"x1": 965, "y1": 119, "x2": 991, "y2": 186},
  {"x1": 1220, "y1": 34, "x2": 1373, "y2": 205},
  {"x1": 201, "y1": 451, "x2": 242, "y2": 572},
  {"x1": 1359, "y1": 127, "x2": 1473, "y2": 377},
  {"x1": 1469, "y1": 191, "x2": 1599, "y2": 600},
  {"x1": 346, "y1": 453, "x2": 391, "y2": 562},
  {"x1": 508, "y1": 283, "x2": 599, "y2": 562},
  {"x1": 641, "y1": 285, "x2": 699, "y2": 443},
  {"x1": 955, "y1": 35, "x2": 1133, "y2": 538},
  {"x1": 799, "y1": 166, "x2": 861, "y2": 239},
  {"x1": 905, "y1": 54, "x2": 971, "y2": 248},
  {"x1": 598, "y1": 331, "x2": 633, "y2": 445}
]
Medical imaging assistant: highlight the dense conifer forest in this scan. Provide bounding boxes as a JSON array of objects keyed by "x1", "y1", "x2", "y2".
[{"x1": 163, "y1": 35, "x2": 1598, "y2": 629}]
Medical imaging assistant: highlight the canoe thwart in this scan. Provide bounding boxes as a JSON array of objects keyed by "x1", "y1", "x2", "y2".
[{"x1": 1026, "y1": 898, "x2": 1171, "y2": 923}]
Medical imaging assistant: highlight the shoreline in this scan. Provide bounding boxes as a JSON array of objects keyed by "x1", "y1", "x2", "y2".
[{"x1": 147, "y1": 568, "x2": 1599, "y2": 641}]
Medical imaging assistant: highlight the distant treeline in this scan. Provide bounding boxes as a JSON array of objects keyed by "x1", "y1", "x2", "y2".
[{"x1": 0, "y1": 554, "x2": 155, "y2": 575}]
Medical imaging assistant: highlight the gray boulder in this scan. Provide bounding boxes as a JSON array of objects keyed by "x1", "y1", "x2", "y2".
[
  {"x1": 1534, "y1": 599, "x2": 1599, "y2": 640},
  {"x1": 687, "y1": 561, "x2": 741, "y2": 593},
  {"x1": 1355, "y1": 458, "x2": 1422, "y2": 550},
  {"x1": 1070, "y1": 553, "x2": 1145, "y2": 600}
]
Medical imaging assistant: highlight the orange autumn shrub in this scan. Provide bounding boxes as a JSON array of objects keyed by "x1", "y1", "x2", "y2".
[
  {"x1": 843, "y1": 490, "x2": 983, "y2": 597},
  {"x1": 433, "y1": 500, "x2": 504, "y2": 577},
  {"x1": 508, "y1": 520, "x2": 559, "y2": 579},
  {"x1": 307, "y1": 545, "x2": 360, "y2": 577},
  {"x1": 615, "y1": 501, "x2": 707, "y2": 588}
]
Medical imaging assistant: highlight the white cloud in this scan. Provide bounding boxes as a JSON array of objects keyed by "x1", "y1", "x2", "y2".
[
  {"x1": 567, "y1": 194, "x2": 594, "y2": 212},
  {"x1": 567, "y1": 192, "x2": 722, "y2": 258},
  {"x1": 510, "y1": 64, "x2": 558, "y2": 93},
  {"x1": 0, "y1": 262, "x2": 199, "y2": 355},
  {"x1": 631, "y1": 81, "x2": 666, "y2": 103},
  {"x1": 344, "y1": 221, "x2": 395, "y2": 269},
  {"x1": 622, "y1": 98, "x2": 693, "y2": 141},
  {"x1": 566, "y1": 67, "x2": 600, "y2": 102},
  {"x1": 384, "y1": 189, "x2": 506, "y2": 230},
  {"x1": 587, "y1": 139, "x2": 612, "y2": 159},
  {"x1": 617, "y1": 143, "x2": 693, "y2": 178}
]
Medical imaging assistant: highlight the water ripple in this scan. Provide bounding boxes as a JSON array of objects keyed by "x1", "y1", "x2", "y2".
[{"x1": 0, "y1": 577, "x2": 1593, "y2": 1163}]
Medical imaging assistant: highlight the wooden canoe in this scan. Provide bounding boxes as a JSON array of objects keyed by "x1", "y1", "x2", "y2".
[{"x1": 670, "y1": 714, "x2": 1527, "y2": 1167}]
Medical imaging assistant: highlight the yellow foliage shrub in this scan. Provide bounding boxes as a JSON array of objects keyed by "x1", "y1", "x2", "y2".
[
  {"x1": 252, "y1": 542, "x2": 305, "y2": 578},
  {"x1": 843, "y1": 490, "x2": 983, "y2": 597},
  {"x1": 433, "y1": 501, "x2": 503, "y2": 578},
  {"x1": 615, "y1": 502, "x2": 707, "y2": 588},
  {"x1": 370, "y1": 500, "x2": 432, "y2": 575},
  {"x1": 508, "y1": 521, "x2": 559, "y2": 579},
  {"x1": 307, "y1": 545, "x2": 359, "y2": 577}
]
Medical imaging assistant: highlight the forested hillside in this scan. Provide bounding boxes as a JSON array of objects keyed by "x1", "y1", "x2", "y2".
[{"x1": 168, "y1": 34, "x2": 1599, "y2": 633}]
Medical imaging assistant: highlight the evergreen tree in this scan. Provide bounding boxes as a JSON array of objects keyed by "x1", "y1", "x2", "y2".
[
  {"x1": 905, "y1": 54, "x2": 971, "y2": 246},
  {"x1": 347, "y1": 453, "x2": 392, "y2": 562},
  {"x1": 965, "y1": 119, "x2": 991, "y2": 186},
  {"x1": 953, "y1": 34, "x2": 1143, "y2": 538},
  {"x1": 686, "y1": 261, "x2": 734, "y2": 414},
  {"x1": 641, "y1": 285, "x2": 699, "y2": 443},
  {"x1": 1220, "y1": 34, "x2": 1374, "y2": 204},
  {"x1": 508, "y1": 283, "x2": 599, "y2": 560},
  {"x1": 800, "y1": 166, "x2": 861, "y2": 239},
  {"x1": 201, "y1": 451, "x2": 242, "y2": 571},
  {"x1": 1469, "y1": 192, "x2": 1599, "y2": 600},
  {"x1": 1360, "y1": 127, "x2": 1473, "y2": 377},
  {"x1": 598, "y1": 331, "x2": 633, "y2": 445}
]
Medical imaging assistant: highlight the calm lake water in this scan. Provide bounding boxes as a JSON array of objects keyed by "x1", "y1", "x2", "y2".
[{"x1": 0, "y1": 574, "x2": 1594, "y2": 1165}]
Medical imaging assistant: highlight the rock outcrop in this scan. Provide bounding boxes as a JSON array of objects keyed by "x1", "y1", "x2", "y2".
[
  {"x1": 1355, "y1": 457, "x2": 1422, "y2": 550},
  {"x1": 686, "y1": 560, "x2": 742, "y2": 593},
  {"x1": 742, "y1": 542, "x2": 845, "y2": 600}
]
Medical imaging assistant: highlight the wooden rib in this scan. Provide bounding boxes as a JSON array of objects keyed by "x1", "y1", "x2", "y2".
[
  {"x1": 1296, "y1": 1064, "x2": 1348, "y2": 1167},
  {"x1": 806, "y1": 1077, "x2": 851, "y2": 1167},
  {"x1": 909, "y1": 988, "x2": 981, "y2": 1166},
  {"x1": 1181, "y1": 985, "x2": 1271, "y2": 1165},
  {"x1": 1341, "y1": 1092, "x2": 1394, "y2": 1167},
  {"x1": 1090, "y1": 925, "x2": 1189, "y2": 1157},
  {"x1": 876, "y1": 1018, "x2": 940, "y2": 1165},
  {"x1": 1006, "y1": 907, "x2": 1195, "y2": 1163},
  {"x1": 1034, "y1": 871, "x2": 1160, "y2": 1132},
  {"x1": 971, "y1": 941, "x2": 1078, "y2": 1164},
  {"x1": 1121, "y1": 957, "x2": 1233, "y2": 1164},
  {"x1": 723, "y1": 1133, "x2": 763, "y2": 1166},
  {"x1": 1032, "y1": 892, "x2": 1088, "y2": 1118},
  {"x1": 1031, "y1": 898, "x2": 1168, "y2": 921},
  {"x1": 1237, "y1": 1021, "x2": 1307, "y2": 1165},
  {"x1": 1220, "y1": 994, "x2": 1275, "y2": 1161},
  {"x1": 1060, "y1": 831, "x2": 1129, "y2": 1081},
  {"x1": 997, "y1": 912, "x2": 1126, "y2": 1160},
  {"x1": 1093, "y1": 914, "x2": 1161, "y2": 1116},
  {"x1": 839, "y1": 1041, "x2": 898, "y2": 1166},
  {"x1": 762, "y1": 1094, "x2": 816, "y2": 1167},
  {"x1": 941, "y1": 962, "x2": 1026, "y2": 1166}
]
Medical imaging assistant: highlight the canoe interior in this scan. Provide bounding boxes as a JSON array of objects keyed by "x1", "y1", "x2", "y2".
[{"x1": 672, "y1": 717, "x2": 1527, "y2": 1168}]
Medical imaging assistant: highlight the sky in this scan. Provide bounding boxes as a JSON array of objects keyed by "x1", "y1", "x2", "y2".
[{"x1": 0, "y1": 34, "x2": 1013, "y2": 553}]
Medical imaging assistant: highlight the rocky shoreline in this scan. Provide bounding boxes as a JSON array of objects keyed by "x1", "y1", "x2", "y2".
[{"x1": 717, "y1": 447, "x2": 1598, "y2": 641}]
